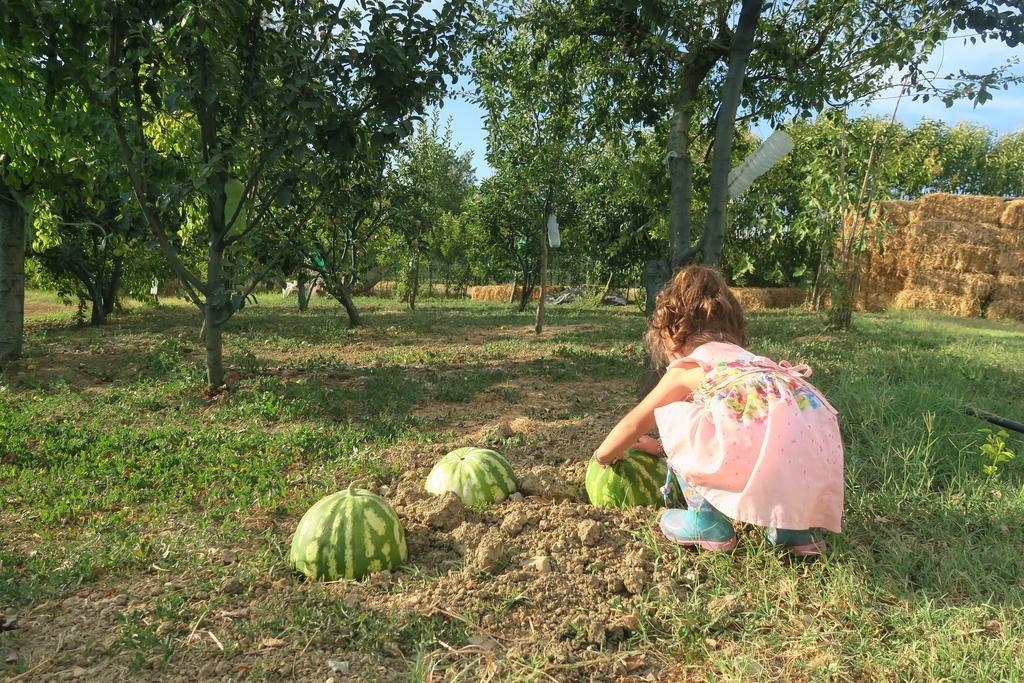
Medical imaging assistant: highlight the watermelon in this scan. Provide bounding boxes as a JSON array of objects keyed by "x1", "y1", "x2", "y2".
[
  {"x1": 289, "y1": 486, "x2": 407, "y2": 581},
  {"x1": 425, "y1": 447, "x2": 517, "y2": 506},
  {"x1": 585, "y1": 449, "x2": 671, "y2": 508}
]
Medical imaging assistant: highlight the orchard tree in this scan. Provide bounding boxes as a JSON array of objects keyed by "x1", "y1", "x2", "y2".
[
  {"x1": 289, "y1": 151, "x2": 395, "y2": 326},
  {"x1": 474, "y1": 0, "x2": 588, "y2": 330},
  {"x1": 1, "y1": 4, "x2": 105, "y2": 360},
  {"x1": 430, "y1": 195, "x2": 492, "y2": 295},
  {"x1": 389, "y1": 114, "x2": 474, "y2": 311},
  {"x1": 24, "y1": 132, "x2": 168, "y2": 325},
  {"x1": 561, "y1": 132, "x2": 667, "y2": 303},
  {"x1": 473, "y1": 162, "x2": 543, "y2": 311},
  {"x1": 13, "y1": 0, "x2": 468, "y2": 391},
  {"x1": 7, "y1": 0, "x2": 467, "y2": 388},
  {"x1": 554, "y1": 0, "x2": 1024, "y2": 308},
  {"x1": 29, "y1": 180, "x2": 143, "y2": 325}
]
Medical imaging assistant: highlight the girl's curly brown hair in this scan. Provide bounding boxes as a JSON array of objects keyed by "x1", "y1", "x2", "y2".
[{"x1": 645, "y1": 265, "x2": 747, "y2": 371}]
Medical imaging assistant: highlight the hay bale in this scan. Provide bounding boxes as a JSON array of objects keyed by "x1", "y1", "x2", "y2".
[
  {"x1": 1000, "y1": 199, "x2": 1024, "y2": 231},
  {"x1": 859, "y1": 253, "x2": 907, "y2": 294},
  {"x1": 903, "y1": 269, "x2": 995, "y2": 299},
  {"x1": 996, "y1": 250, "x2": 1022, "y2": 273},
  {"x1": 908, "y1": 219, "x2": 1013, "y2": 249},
  {"x1": 994, "y1": 275, "x2": 1024, "y2": 301},
  {"x1": 855, "y1": 287, "x2": 898, "y2": 312},
  {"x1": 918, "y1": 193, "x2": 1005, "y2": 226},
  {"x1": 878, "y1": 200, "x2": 917, "y2": 228},
  {"x1": 467, "y1": 285, "x2": 563, "y2": 302},
  {"x1": 731, "y1": 288, "x2": 807, "y2": 311},
  {"x1": 988, "y1": 300, "x2": 1024, "y2": 323},
  {"x1": 893, "y1": 289, "x2": 982, "y2": 317},
  {"x1": 904, "y1": 219, "x2": 1019, "y2": 273},
  {"x1": 913, "y1": 240, "x2": 1000, "y2": 274}
]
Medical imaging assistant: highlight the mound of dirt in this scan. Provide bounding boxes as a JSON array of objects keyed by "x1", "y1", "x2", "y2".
[{"x1": 351, "y1": 472, "x2": 678, "y2": 656}]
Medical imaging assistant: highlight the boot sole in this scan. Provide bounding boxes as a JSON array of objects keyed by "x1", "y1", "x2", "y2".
[
  {"x1": 662, "y1": 533, "x2": 737, "y2": 552},
  {"x1": 780, "y1": 541, "x2": 828, "y2": 557}
]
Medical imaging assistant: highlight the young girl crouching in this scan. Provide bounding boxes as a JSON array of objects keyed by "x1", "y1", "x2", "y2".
[{"x1": 593, "y1": 266, "x2": 844, "y2": 555}]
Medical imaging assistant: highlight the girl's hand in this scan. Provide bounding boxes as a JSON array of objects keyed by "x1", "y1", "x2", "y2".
[
  {"x1": 593, "y1": 448, "x2": 625, "y2": 467},
  {"x1": 631, "y1": 434, "x2": 664, "y2": 456}
]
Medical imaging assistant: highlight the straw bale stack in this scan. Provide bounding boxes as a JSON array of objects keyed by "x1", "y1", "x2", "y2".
[
  {"x1": 879, "y1": 199, "x2": 916, "y2": 228},
  {"x1": 994, "y1": 275, "x2": 1024, "y2": 301},
  {"x1": 893, "y1": 290, "x2": 982, "y2": 317},
  {"x1": 857, "y1": 193, "x2": 1024, "y2": 322},
  {"x1": 918, "y1": 193, "x2": 1005, "y2": 226},
  {"x1": 731, "y1": 288, "x2": 807, "y2": 311},
  {"x1": 903, "y1": 269, "x2": 995, "y2": 299},
  {"x1": 988, "y1": 300, "x2": 1024, "y2": 323},
  {"x1": 1000, "y1": 199, "x2": 1024, "y2": 231},
  {"x1": 468, "y1": 284, "x2": 563, "y2": 302}
]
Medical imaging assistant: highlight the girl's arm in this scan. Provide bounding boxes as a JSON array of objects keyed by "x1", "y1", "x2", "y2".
[
  {"x1": 632, "y1": 434, "x2": 664, "y2": 456},
  {"x1": 593, "y1": 366, "x2": 703, "y2": 466}
]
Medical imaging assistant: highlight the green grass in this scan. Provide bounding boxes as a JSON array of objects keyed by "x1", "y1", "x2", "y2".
[{"x1": 2, "y1": 290, "x2": 1023, "y2": 681}]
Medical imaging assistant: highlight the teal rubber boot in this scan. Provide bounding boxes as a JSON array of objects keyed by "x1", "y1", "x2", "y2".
[
  {"x1": 659, "y1": 507, "x2": 737, "y2": 552},
  {"x1": 765, "y1": 528, "x2": 828, "y2": 556}
]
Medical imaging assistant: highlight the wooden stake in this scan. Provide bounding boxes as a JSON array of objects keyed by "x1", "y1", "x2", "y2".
[{"x1": 534, "y1": 209, "x2": 549, "y2": 335}]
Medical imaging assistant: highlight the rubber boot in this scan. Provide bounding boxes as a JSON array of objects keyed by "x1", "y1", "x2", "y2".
[
  {"x1": 765, "y1": 527, "x2": 828, "y2": 556},
  {"x1": 658, "y1": 480, "x2": 736, "y2": 552}
]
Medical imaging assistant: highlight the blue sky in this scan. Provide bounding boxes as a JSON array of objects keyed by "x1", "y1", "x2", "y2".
[{"x1": 438, "y1": 36, "x2": 1023, "y2": 179}]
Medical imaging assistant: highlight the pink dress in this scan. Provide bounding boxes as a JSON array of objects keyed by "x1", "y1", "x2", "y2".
[{"x1": 654, "y1": 342, "x2": 844, "y2": 532}]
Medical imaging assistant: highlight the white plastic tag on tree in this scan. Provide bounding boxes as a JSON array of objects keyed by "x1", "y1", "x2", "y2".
[
  {"x1": 547, "y1": 212, "x2": 561, "y2": 248},
  {"x1": 727, "y1": 129, "x2": 795, "y2": 199}
]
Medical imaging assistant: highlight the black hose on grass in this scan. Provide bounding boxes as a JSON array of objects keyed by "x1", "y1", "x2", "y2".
[{"x1": 964, "y1": 406, "x2": 1024, "y2": 434}]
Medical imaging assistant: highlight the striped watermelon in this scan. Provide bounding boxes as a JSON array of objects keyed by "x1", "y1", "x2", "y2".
[
  {"x1": 585, "y1": 449, "x2": 669, "y2": 508},
  {"x1": 289, "y1": 486, "x2": 407, "y2": 581},
  {"x1": 425, "y1": 447, "x2": 517, "y2": 506}
]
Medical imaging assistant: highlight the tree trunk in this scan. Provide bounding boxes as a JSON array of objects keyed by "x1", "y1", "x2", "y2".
[
  {"x1": 408, "y1": 253, "x2": 420, "y2": 311},
  {"x1": 0, "y1": 182, "x2": 26, "y2": 363},
  {"x1": 204, "y1": 179, "x2": 227, "y2": 390},
  {"x1": 508, "y1": 275, "x2": 517, "y2": 304},
  {"x1": 203, "y1": 303, "x2": 225, "y2": 389},
  {"x1": 534, "y1": 209, "x2": 549, "y2": 334},
  {"x1": 336, "y1": 284, "x2": 362, "y2": 327},
  {"x1": 103, "y1": 255, "x2": 123, "y2": 316},
  {"x1": 297, "y1": 271, "x2": 310, "y2": 312},
  {"x1": 666, "y1": 87, "x2": 696, "y2": 269},
  {"x1": 600, "y1": 271, "x2": 614, "y2": 302},
  {"x1": 79, "y1": 253, "x2": 123, "y2": 326},
  {"x1": 88, "y1": 281, "x2": 108, "y2": 326},
  {"x1": 643, "y1": 257, "x2": 671, "y2": 315},
  {"x1": 645, "y1": 58, "x2": 718, "y2": 311},
  {"x1": 701, "y1": 0, "x2": 764, "y2": 268},
  {"x1": 517, "y1": 263, "x2": 535, "y2": 313}
]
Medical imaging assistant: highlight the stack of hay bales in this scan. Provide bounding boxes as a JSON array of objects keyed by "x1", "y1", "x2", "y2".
[
  {"x1": 731, "y1": 288, "x2": 807, "y2": 312},
  {"x1": 990, "y1": 199, "x2": 1024, "y2": 322},
  {"x1": 857, "y1": 200, "x2": 915, "y2": 310},
  {"x1": 468, "y1": 284, "x2": 563, "y2": 302},
  {"x1": 857, "y1": 193, "x2": 1024, "y2": 322}
]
